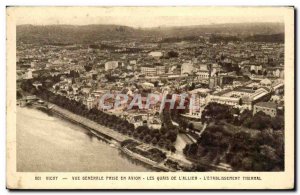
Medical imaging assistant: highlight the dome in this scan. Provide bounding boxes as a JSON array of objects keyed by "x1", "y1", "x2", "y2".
[{"x1": 260, "y1": 78, "x2": 272, "y2": 85}]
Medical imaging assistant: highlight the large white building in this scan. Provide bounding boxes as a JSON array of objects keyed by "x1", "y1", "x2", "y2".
[
  {"x1": 148, "y1": 51, "x2": 163, "y2": 58},
  {"x1": 187, "y1": 88, "x2": 211, "y2": 118},
  {"x1": 141, "y1": 66, "x2": 157, "y2": 76},
  {"x1": 156, "y1": 66, "x2": 166, "y2": 75},
  {"x1": 181, "y1": 62, "x2": 194, "y2": 75},
  {"x1": 25, "y1": 70, "x2": 33, "y2": 79},
  {"x1": 253, "y1": 102, "x2": 277, "y2": 117},
  {"x1": 141, "y1": 66, "x2": 166, "y2": 76},
  {"x1": 105, "y1": 61, "x2": 121, "y2": 71},
  {"x1": 86, "y1": 96, "x2": 95, "y2": 110},
  {"x1": 196, "y1": 70, "x2": 210, "y2": 79},
  {"x1": 272, "y1": 80, "x2": 284, "y2": 94},
  {"x1": 250, "y1": 64, "x2": 263, "y2": 74},
  {"x1": 208, "y1": 87, "x2": 270, "y2": 110},
  {"x1": 209, "y1": 92, "x2": 240, "y2": 107}
]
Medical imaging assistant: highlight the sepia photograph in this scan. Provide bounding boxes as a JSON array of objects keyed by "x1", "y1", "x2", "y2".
[{"x1": 6, "y1": 6, "x2": 295, "y2": 189}]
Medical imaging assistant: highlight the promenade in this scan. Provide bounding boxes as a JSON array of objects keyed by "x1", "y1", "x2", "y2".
[
  {"x1": 50, "y1": 104, "x2": 129, "y2": 142},
  {"x1": 49, "y1": 104, "x2": 193, "y2": 168}
]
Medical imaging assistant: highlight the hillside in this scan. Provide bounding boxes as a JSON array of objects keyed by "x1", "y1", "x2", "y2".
[
  {"x1": 17, "y1": 23, "x2": 284, "y2": 44},
  {"x1": 148, "y1": 23, "x2": 284, "y2": 37}
]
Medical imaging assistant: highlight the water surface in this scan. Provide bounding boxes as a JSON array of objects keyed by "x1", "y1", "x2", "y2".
[{"x1": 17, "y1": 107, "x2": 150, "y2": 172}]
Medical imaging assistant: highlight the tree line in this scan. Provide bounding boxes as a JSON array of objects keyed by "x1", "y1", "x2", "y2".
[
  {"x1": 183, "y1": 102, "x2": 284, "y2": 171},
  {"x1": 184, "y1": 124, "x2": 284, "y2": 171},
  {"x1": 201, "y1": 102, "x2": 284, "y2": 131},
  {"x1": 20, "y1": 79, "x2": 178, "y2": 152}
]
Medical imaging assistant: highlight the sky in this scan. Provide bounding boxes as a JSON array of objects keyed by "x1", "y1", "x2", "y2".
[{"x1": 8, "y1": 7, "x2": 286, "y2": 28}]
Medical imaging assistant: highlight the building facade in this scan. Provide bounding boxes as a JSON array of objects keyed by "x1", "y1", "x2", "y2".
[
  {"x1": 105, "y1": 61, "x2": 120, "y2": 71},
  {"x1": 181, "y1": 62, "x2": 194, "y2": 75},
  {"x1": 253, "y1": 102, "x2": 277, "y2": 117},
  {"x1": 141, "y1": 66, "x2": 166, "y2": 76}
]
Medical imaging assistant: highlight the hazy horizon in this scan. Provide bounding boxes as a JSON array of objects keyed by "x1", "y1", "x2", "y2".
[
  {"x1": 17, "y1": 21, "x2": 284, "y2": 29},
  {"x1": 9, "y1": 7, "x2": 285, "y2": 28}
]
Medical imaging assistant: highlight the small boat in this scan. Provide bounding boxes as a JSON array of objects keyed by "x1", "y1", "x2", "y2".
[
  {"x1": 110, "y1": 140, "x2": 119, "y2": 148},
  {"x1": 110, "y1": 143, "x2": 116, "y2": 148}
]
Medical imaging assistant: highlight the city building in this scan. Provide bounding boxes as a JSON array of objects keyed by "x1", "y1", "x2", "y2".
[
  {"x1": 196, "y1": 70, "x2": 210, "y2": 79},
  {"x1": 181, "y1": 62, "x2": 194, "y2": 75},
  {"x1": 250, "y1": 64, "x2": 263, "y2": 74},
  {"x1": 141, "y1": 66, "x2": 166, "y2": 76},
  {"x1": 156, "y1": 66, "x2": 166, "y2": 75},
  {"x1": 253, "y1": 102, "x2": 277, "y2": 117},
  {"x1": 148, "y1": 51, "x2": 163, "y2": 58},
  {"x1": 32, "y1": 81, "x2": 42, "y2": 89},
  {"x1": 105, "y1": 61, "x2": 121, "y2": 71},
  {"x1": 141, "y1": 66, "x2": 157, "y2": 76},
  {"x1": 209, "y1": 86, "x2": 270, "y2": 109}
]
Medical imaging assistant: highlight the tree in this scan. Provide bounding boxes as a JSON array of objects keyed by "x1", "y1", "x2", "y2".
[
  {"x1": 165, "y1": 130, "x2": 178, "y2": 142},
  {"x1": 250, "y1": 111, "x2": 271, "y2": 130},
  {"x1": 257, "y1": 70, "x2": 262, "y2": 75},
  {"x1": 151, "y1": 129, "x2": 160, "y2": 137},
  {"x1": 17, "y1": 91, "x2": 23, "y2": 99},
  {"x1": 240, "y1": 109, "x2": 252, "y2": 123},
  {"x1": 166, "y1": 51, "x2": 179, "y2": 58},
  {"x1": 84, "y1": 65, "x2": 92, "y2": 72},
  {"x1": 29, "y1": 87, "x2": 37, "y2": 95},
  {"x1": 241, "y1": 157, "x2": 253, "y2": 171},
  {"x1": 151, "y1": 137, "x2": 158, "y2": 145},
  {"x1": 136, "y1": 126, "x2": 146, "y2": 134},
  {"x1": 139, "y1": 132, "x2": 146, "y2": 140},
  {"x1": 133, "y1": 132, "x2": 139, "y2": 139},
  {"x1": 170, "y1": 145, "x2": 176, "y2": 153},
  {"x1": 153, "y1": 81, "x2": 159, "y2": 87},
  {"x1": 187, "y1": 143, "x2": 198, "y2": 156},
  {"x1": 263, "y1": 70, "x2": 268, "y2": 76},
  {"x1": 188, "y1": 82, "x2": 195, "y2": 91},
  {"x1": 158, "y1": 139, "x2": 166, "y2": 148},
  {"x1": 160, "y1": 126, "x2": 168, "y2": 135},
  {"x1": 188, "y1": 123, "x2": 194, "y2": 132},
  {"x1": 271, "y1": 116, "x2": 284, "y2": 130},
  {"x1": 201, "y1": 102, "x2": 233, "y2": 123},
  {"x1": 144, "y1": 134, "x2": 152, "y2": 143}
]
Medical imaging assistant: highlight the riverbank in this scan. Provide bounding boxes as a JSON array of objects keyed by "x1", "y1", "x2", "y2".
[
  {"x1": 50, "y1": 104, "x2": 129, "y2": 143},
  {"x1": 120, "y1": 147, "x2": 172, "y2": 172},
  {"x1": 49, "y1": 104, "x2": 181, "y2": 171},
  {"x1": 17, "y1": 107, "x2": 150, "y2": 172}
]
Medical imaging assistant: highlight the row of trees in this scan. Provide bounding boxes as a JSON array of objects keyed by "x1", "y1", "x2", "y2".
[
  {"x1": 238, "y1": 109, "x2": 284, "y2": 130},
  {"x1": 200, "y1": 102, "x2": 234, "y2": 124},
  {"x1": 201, "y1": 102, "x2": 284, "y2": 131},
  {"x1": 227, "y1": 130, "x2": 284, "y2": 171},
  {"x1": 20, "y1": 79, "x2": 177, "y2": 152},
  {"x1": 183, "y1": 125, "x2": 232, "y2": 165},
  {"x1": 183, "y1": 124, "x2": 284, "y2": 171},
  {"x1": 184, "y1": 102, "x2": 285, "y2": 171}
]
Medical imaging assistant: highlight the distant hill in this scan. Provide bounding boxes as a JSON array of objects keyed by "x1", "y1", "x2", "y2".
[
  {"x1": 17, "y1": 23, "x2": 284, "y2": 44},
  {"x1": 17, "y1": 24, "x2": 152, "y2": 44},
  {"x1": 147, "y1": 23, "x2": 284, "y2": 37},
  {"x1": 244, "y1": 33, "x2": 284, "y2": 43}
]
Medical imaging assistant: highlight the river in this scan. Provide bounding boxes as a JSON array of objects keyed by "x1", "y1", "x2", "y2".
[{"x1": 17, "y1": 107, "x2": 151, "y2": 172}]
